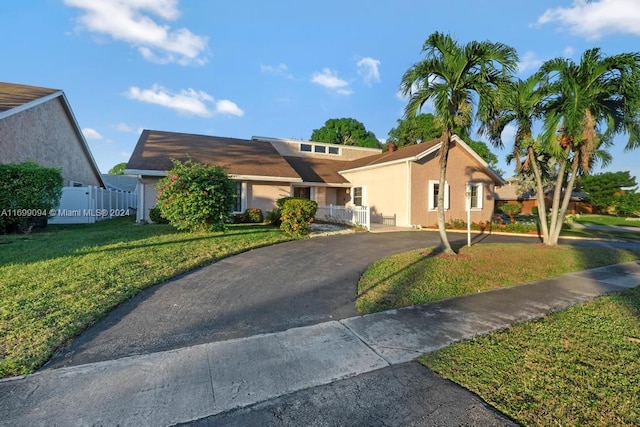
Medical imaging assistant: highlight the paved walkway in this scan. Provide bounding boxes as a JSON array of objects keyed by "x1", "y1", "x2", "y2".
[{"x1": 2, "y1": 260, "x2": 639, "y2": 426}]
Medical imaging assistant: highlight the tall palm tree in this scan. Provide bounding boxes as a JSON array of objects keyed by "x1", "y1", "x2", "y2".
[
  {"x1": 482, "y1": 73, "x2": 553, "y2": 242},
  {"x1": 400, "y1": 32, "x2": 517, "y2": 254},
  {"x1": 539, "y1": 48, "x2": 640, "y2": 245}
]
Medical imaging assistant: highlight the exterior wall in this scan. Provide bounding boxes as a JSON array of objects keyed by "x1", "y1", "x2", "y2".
[
  {"x1": 246, "y1": 182, "x2": 291, "y2": 214},
  {"x1": 266, "y1": 138, "x2": 381, "y2": 161},
  {"x1": 410, "y1": 147, "x2": 496, "y2": 227},
  {"x1": 0, "y1": 97, "x2": 102, "y2": 186},
  {"x1": 341, "y1": 162, "x2": 410, "y2": 227},
  {"x1": 138, "y1": 177, "x2": 291, "y2": 222}
]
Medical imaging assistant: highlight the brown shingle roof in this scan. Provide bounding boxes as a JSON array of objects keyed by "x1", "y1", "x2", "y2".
[
  {"x1": 126, "y1": 130, "x2": 301, "y2": 180},
  {"x1": 342, "y1": 138, "x2": 442, "y2": 171},
  {"x1": 283, "y1": 156, "x2": 351, "y2": 184},
  {"x1": 0, "y1": 82, "x2": 60, "y2": 113}
]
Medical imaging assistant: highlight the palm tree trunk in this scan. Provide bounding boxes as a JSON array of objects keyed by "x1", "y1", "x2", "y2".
[
  {"x1": 437, "y1": 135, "x2": 455, "y2": 255},
  {"x1": 549, "y1": 154, "x2": 580, "y2": 245},
  {"x1": 546, "y1": 146, "x2": 570, "y2": 246},
  {"x1": 527, "y1": 146, "x2": 549, "y2": 243}
]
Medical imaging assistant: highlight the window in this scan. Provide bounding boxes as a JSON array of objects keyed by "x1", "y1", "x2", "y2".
[
  {"x1": 300, "y1": 144, "x2": 312, "y2": 152},
  {"x1": 352, "y1": 186, "x2": 366, "y2": 207},
  {"x1": 294, "y1": 187, "x2": 311, "y2": 199},
  {"x1": 314, "y1": 145, "x2": 326, "y2": 153},
  {"x1": 233, "y1": 182, "x2": 243, "y2": 213},
  {"x1": 328, "y1": 146, "x2": 340, "y2": 155},
  {"x1": 428, "y1": 180, "x2": 449, "y2": 211},
  {"x1": 298, "y1": 143, "x2": 340, "y2": 155},
  {"x1": 466, "y1": 182, "x2": 484, "y2": 210}
]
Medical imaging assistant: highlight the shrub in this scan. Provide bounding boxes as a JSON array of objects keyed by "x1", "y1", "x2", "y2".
[
  {"x1": 266, "y1": 208, "x2": 282, "y2": 226},
  {"x1": 500, "y1": 203, "x2": 522, "y2": 224},
  {"x1": 245, "y1": 208, "x2": 263, "y2": 223},
  {"x1": 278, "y1": 197, "x2": 318, "y2": 236},
  {"x1": 0, "y1": 162, "x2": 63, "y2": 234},
  {"x1": 613, "y1": 193, "x2": 640, "y2": 217},
  {"x1": 155, "y1": 160, "x2": 236, "y2": 232},
  {"x1": 148, "y1": 206, "x2": 169, "y2": 224}
]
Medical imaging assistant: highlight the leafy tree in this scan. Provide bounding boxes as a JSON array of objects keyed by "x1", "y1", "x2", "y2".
[
  {"x1": 387, "y1": 114, "x2": 503, "y2": 174},
  {"x1": 108, "y1": 162, "x2": 127, "y2": 175},
  {"x1": 400, "y1": 32, "x2": 517, "y2": 254},
  {"x1": 155, "y1": 160, "x2": 236, "y2": 232},
  {"x1": 499, "y1": 202, "x2": 522, "y2": 224},
  {"x1": 387, "y1": 114, "x2": 441, "y2": 148},
  {"x1": 537, "y1": 48, "x2": 640, "y2": 245},
  {"x1": 613, "y1": 192, "x2": 640, "y2": 217},
  {"x1": 311, "y1": 118, "x2": 380, "y2": 148},
  {"x1": 580, "y1": 171, "x2": 638, "y2": 212}
]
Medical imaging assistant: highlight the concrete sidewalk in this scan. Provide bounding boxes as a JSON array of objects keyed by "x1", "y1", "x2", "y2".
[{"x1": 1, "y1": 261, "x2": 639, "y2": 426}]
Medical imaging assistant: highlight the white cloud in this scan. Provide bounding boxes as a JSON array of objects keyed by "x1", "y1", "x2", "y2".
[
  {"x1": 357, "y1": 57, "x2": 381, "y2": 85},
  {"x1": 64, "y1": 0, "x2": 208, "y2": 65},
  {"x1": 124, "y1": 84, "x2": 244, "y2": 117},
  {"x1": 537, "y1": 0, "x2": 640, "y2": 39},
  {"x1": 311, "y1": 68, "x2": 352, "y2": 95},
  {"x1": 518, "y1": 51, "x2": 544, "y2": 74},
  {"x1": 563, "y1": 46, "x2": 575, "y2": 58},
  {"x1": 82, "y1": 127, "x2": 103, "y2": 139},
  {"x1": 114, "y1": 122, "x2": 134, "y2": 132},
  {"x1": 260, "y1": 63, "x2": 294, "y2": 79}
]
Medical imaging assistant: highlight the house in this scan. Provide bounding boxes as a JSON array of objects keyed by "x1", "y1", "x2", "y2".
[
  {"x1": 495, "y1": 178, "x2": 592, "y2": 215},
  {"x1": 0, "y1": 82, "x2": 104, "y2": 187},
  {"x1": 126, "y1": 130, "x2": 504, "y2": 227}
]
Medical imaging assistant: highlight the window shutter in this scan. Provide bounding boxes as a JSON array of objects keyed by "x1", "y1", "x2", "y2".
[
  {"x1": 445, "y1": 183, "x2": 450, "y2": 210},
  {"x1": 477, "y1": 183, "x2": 484, "y2": 209}
]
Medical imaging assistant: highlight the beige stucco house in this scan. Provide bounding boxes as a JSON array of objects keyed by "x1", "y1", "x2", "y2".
[
  {"x1": 126, "y1": 130, "x2": 504, "y2": 228},
  {"x1": 0, "y1": 82, "x2": 103, "y2": 187}
]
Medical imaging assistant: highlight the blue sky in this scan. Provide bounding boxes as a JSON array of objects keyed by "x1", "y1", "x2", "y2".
[{"x1": 4, "y1": 0, "x2": 640, "y2": 180}]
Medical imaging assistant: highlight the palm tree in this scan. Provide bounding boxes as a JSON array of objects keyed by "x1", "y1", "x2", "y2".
[
  {"x1": 400, "y1": 32, "x2": 518, "y2": 254},
  {"x1": 482, "y1": 74, "x2": 554, "y2": 242},
  {"x1": 539, "y1": 48, "x2": 640, "y2": 245}
]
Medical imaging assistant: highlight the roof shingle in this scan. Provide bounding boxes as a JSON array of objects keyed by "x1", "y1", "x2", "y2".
[{"x1": 0, "y1": 82, "x2": 60, "y2": 114}]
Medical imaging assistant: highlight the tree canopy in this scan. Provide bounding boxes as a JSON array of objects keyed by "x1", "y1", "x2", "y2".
[
  {"x1": 310, "y1": 118, "x2": 380, "y2": 148},
  {"x1": 580, "y1": 171, "x2": 638, "y2": 212},
  {"x1": 108, "y1": 162, "x2": 127, "y2": 175}
]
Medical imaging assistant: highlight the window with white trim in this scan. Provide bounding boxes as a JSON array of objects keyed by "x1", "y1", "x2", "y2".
[
  {"x1": 233, "y1": 182, "x2": 244, "y2": 213},
  {"x1": 352, "y1": 186, "x2": 366, "y2": 207},
  {"x1": 428, "y1": 180, "x2": 449, "y2": 211},
  {"x1": 466, "y1": 182, "x2": 484, "y2": 210}
]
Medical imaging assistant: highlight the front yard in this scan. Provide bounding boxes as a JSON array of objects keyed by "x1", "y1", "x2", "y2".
[{"x1": 0, "y1": 217, "x2": 293, "y2": 378}]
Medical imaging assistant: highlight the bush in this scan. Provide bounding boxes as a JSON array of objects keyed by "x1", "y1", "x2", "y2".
[
  {"x1": 613, "y1": 193, "x2": 640, "y2": 217},
  {"x1": 148, "y1": 206, "x2": 169, "y2": 224},
  {"x1": 0, "y1": 162, "x2": 63, "y2": 234},
  {"x1": 266, "y1": 208, "x2": 282, "y2": 226},
  {"x1": 155, "y1": 160, "x2": 236, "y2": 232},
  {"x1": 500, "y1": 203, "x2": 522, "y2": 224},
  {"x1": 245, "y1": 208, "x2": 263, "y2": 223},
  {"x1": 278, "y1": 197, "x2": 318, "y2": 236}
]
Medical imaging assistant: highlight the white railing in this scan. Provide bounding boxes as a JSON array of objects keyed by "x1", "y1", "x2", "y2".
[
  {"x1": 316, "y1": 204, "x2": 370, "y2": 230},
  {"x1": 49, "y1": 186, "x2": 137, "y2": 224}
]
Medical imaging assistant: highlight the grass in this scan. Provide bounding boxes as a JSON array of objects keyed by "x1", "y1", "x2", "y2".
[
  {"x1": 356, "y1": 243, "x2": 640, "y2": 314},
  {"x1": 420, "y1": 287, "x2": 640, "y2": 426},
  {"x1": 574, "y1": 214, "x2": 640, "y2": 228},
  {"x1": 0, "y1": 217, "x2": 293, "y2": 378}
]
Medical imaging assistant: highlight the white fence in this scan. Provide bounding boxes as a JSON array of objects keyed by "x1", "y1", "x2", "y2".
[
  {"x1": 49, "y1": 186, "x2": 137, "y2": 225},
  {"x1": 315, "y1": 204, "x2": 370, "y2": 230}
]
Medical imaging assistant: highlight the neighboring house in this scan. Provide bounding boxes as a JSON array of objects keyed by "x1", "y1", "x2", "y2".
[
  {"x1": 495, "y1": 178, "x2": 591, "y2": 215},
  {"x1": 126, "y1": 130, "x2": 504, "y2": 227},
  {"x1": 0, "y1": 82, "x2": 103, "y2": 187}
]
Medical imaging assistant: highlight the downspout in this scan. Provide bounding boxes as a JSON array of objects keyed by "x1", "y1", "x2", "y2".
[
  {"x1": 137, "y1": 175, "x2": 145, "y2": 223},
  {"x1": 406, "y1": 160, "x2": 412, "y2": 227}
]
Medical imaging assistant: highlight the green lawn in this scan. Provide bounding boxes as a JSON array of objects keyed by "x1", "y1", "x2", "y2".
[
  {"x1": 356, "y1": 243, "x2": 640, "y2": 314},
  {"x1": 420, "y1": 287, "x2": 640, "y2": 426},
  {"x1": 574, "y1": 213, "x2": 640, "y2": 228},
  {"x1": 356, "y1": 242, "x2": 640, "y2": 426},
  {"x1": 0, "y1": 217, "x2": 293, "y2": 378}
]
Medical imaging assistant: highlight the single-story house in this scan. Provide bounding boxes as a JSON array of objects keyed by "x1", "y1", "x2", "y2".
[
  {"x1": 495, "y1": 178, "x2": 592, "y2": 215},
  {"x1": 0, "y1": 82, "x2": 103, "y2": 187},
  {"x1": 125, "y1": 130, "x2": 505, "y2": 227}
]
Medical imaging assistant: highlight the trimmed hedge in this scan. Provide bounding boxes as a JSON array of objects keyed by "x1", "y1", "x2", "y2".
[{"x1": 0, "y1": 162, "x2": 63, "y2": 234}]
